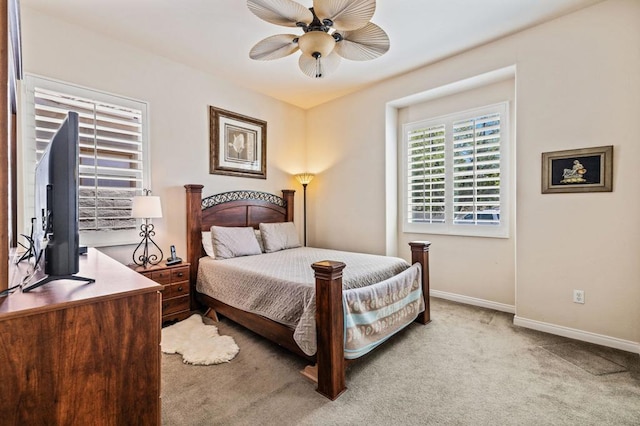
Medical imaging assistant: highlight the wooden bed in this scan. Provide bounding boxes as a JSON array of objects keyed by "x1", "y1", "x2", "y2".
[{"x1": 184, "y1": 184, "x2": 431, "y2": 400}]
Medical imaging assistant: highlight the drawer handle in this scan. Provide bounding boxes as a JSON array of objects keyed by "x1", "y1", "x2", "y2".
[
  {"x1": 177, "y1": 272, "x2": 184, "y2": 277},
  {"x1": 177, "y1": 286, "x2": 183, "y2": 292}
]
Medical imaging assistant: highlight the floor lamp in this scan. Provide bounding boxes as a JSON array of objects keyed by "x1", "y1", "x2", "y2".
[
  {"x1": 131, "y1": 189, "x2": 164, "y2": 268},
  {"x1": 295, "y1": 173, "x2": 314, "y2": 246}
]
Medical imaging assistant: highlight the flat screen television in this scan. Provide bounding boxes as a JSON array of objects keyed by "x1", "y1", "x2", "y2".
[{"x1": 24, "y1": 111, "x2": 93, "y2": 292}]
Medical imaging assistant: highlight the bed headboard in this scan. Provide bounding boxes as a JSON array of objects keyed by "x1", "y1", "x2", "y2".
[{"x1": 184, "y1": 185, "x2": 295, "y2": 295}]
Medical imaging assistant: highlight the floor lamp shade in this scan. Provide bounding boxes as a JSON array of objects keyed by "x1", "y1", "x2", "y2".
[{"x1": 295, "y1": 173, "x2": 314, "y2": 186}]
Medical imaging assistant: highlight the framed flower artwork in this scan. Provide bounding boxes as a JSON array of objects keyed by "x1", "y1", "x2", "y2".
[{"x1": 209, "y1": 106, "x2": 267, "y2": 179}]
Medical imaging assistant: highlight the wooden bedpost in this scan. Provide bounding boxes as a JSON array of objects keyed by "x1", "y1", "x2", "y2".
[
  {"x1": 281, "y1": 189, "x2": 295, "y2": 222},
  {"x1": 312, "y1": 260, "x2": 347, "y2": 400},
  {"x1": 185, "y1": 184, "x2": 204, "y2": 311},
  {"x1": 410, "y1": 241, "x2": 431, "y2": 324}
]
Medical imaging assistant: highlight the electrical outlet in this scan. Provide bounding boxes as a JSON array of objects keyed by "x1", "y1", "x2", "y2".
[{"x1": 573, "y1": 289, "x2": 585, "y2": 304}]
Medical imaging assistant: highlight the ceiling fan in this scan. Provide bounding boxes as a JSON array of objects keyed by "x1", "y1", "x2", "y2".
[{"x1": 247, "y1": 0, "x2": 390, "y2": 79}]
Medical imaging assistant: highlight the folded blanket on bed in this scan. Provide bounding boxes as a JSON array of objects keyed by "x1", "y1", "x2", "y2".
[
  {"x1": 294, "y1": 262, "x2": 423, "y2": 358},
  {"x1": 343, "y1": 263, "x2": 423, "y2": 359}
]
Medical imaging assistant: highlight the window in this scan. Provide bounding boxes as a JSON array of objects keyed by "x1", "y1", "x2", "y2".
[
  {"x1": 22, "y1": 75, "x2": 149, "y2": 246},
  {"x1": 403, "y1": 102, "x2": 509, "y2": 238}
]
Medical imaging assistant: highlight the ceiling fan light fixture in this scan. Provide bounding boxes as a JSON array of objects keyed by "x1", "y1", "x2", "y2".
[
  {"x1": 247, "y1": 0, "x2": 388, "y2": 78},
  {"x1": 297, "y1": 31, "x2": 335, "y2": 58}
]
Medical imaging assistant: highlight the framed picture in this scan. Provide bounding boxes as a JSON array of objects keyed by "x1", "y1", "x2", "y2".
[
  {"x1": 209, "y1": 106, "x2": 267, "y2": 179},
  {"x1": 541, "y1": 145, "x2": 613, "y2": 193}
]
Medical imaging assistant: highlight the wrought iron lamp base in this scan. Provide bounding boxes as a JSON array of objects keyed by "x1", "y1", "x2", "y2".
[{"x1": 132, "y1": 221, "x2": 163, "y2": 268}]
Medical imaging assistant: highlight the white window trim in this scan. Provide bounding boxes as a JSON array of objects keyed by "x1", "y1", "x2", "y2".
[
  {"x1": 402, "y1": 102, "x2": 510, "y2": 238},
  {"x1": 20, "y1": 74, "x2": 151, "y2": 247}
]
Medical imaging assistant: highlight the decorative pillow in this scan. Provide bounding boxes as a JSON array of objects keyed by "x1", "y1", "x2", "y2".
[
  {"x1": 210, "y1": 226, "x2": 262, "y2": 259},
  {"x1": 254, "y1": 229, "x2": 265, "y2": 253},
  {"x1": 201, "y1": 231, "x2": 215, "y2": 258},
  {"x1": 259, "y1": 222, "x2": 301, "y2": 253}
]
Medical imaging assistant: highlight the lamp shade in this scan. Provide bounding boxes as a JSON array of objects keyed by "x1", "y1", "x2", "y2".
[
  {"x1": 131, "y1": 195, "x2": 163, "y2": 219},
  {"x1": 295, "y1": 173, "x2": 315, "y2": 185}
]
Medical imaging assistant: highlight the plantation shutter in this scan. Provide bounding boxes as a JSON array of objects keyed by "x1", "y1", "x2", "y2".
[
  {"x1": 34, "y1": 87, "x2": 143, "y2": 232},
  {"x1": 406, "y1": 123, "x2": 446, "y2": 224},
  {"x1": 403, "y1": 101, "x2": 508, "y2": 237},
  {"x1": 452, "y1": 112, "x2": 501, "y2": 225}
]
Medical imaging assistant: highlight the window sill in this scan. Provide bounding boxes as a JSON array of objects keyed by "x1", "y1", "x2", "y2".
[{"x1": 403, "y1": 223, "x2": 509, "y2": 239}]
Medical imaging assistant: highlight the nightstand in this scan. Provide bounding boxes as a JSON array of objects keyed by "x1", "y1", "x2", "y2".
[{"x1": 130, "y1": 261, "x2": 191, "y2": 324}]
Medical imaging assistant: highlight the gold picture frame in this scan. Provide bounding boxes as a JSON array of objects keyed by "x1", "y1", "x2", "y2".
[
  {"x1": 541, "y1": 145, "x2": 613, "y2": 193},
  {"x1": 209, "y1": 106, "x2": 267, "y2": 179}
]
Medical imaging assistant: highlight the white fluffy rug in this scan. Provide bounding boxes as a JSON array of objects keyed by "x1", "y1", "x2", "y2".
[{"x1": 161, "y1": 314, "x2": 239, "y2": 365}]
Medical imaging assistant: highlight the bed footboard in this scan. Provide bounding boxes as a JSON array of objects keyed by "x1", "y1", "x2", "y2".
[{"x1": 311, "y1": 241, "x2": 431, "y2": 400}]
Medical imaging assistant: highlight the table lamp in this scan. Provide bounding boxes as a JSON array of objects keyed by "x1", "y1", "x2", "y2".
[{"x1": 131, "y1": 189, "x2": 163, "y2": 268}]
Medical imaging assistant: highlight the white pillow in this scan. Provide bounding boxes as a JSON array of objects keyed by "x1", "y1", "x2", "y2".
[
  {"x1": 259, "y1": 222, "x2": 301, "y2": 253},
  {"x1": 210, "y1": 226, "x2": 262, "y2": 259},
  {"x1": 201, "y1": 231, "x2": 215, "y2": 258}
]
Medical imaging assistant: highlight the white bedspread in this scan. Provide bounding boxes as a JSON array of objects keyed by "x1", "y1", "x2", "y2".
[{"x1": 196, "y1": 247, "x2": 419, "y2": 356}]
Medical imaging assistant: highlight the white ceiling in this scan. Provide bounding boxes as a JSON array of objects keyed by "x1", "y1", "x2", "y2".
[{"x1": 21, "y1": 0, "x2": 602, "y2": 109}]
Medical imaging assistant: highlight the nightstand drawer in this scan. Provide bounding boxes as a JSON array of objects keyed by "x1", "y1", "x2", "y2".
[
  {"x1": 171, "y1": 266, "x2": 189, "y2": 282},
  {"x1": 162, "y1": 310, "x2": 191, "y2": 323},
  {"x1": 165, "y1": 281, "x2": 189, "y2": 299},
  {"x1": 162, "y1": 295, "x2": 190, "y2": 315},
  {"x1": 151, "y1": 269, "x2": 172, "y2": 284}
]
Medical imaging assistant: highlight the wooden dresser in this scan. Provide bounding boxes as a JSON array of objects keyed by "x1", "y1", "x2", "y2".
[
  {"x1": 0, "y1": 249, "x2": 162, "y2": 425},
  {"x1": 130, "y1": 261, "x2": 191, "y2": 324}
]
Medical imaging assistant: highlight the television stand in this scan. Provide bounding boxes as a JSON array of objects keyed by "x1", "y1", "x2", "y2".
[{"x1": 23, "y1": 274, "x2": 95, "y2": 292}]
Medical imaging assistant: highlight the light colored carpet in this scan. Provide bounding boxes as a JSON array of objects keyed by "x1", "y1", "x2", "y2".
[{"x1": 161, "y1": 298, "x2": 640, "y2": 425}]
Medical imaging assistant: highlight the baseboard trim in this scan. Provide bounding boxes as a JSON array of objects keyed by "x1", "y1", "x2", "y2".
[
  {"x1": 513, "y1": 316, "x2": 640, "y2": 354},
  {"x1": 430, "y1": 290, "x2": 515, "y2": 314}
]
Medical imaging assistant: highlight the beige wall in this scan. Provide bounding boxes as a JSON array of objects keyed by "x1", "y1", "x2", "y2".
[
  {"x1": 513, "y1": 0, "x2": 639, "y2": 344},
  {"x1": 19, "y1": 7, "x2": 307, "y2": 264},
  {"x1": 306, "y1": 0, "x2": 640, "y2": 348}
]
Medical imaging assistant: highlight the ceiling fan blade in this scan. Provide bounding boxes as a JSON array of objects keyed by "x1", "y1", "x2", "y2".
[
  {"x1": 247, "y1": 0, "x2": 313, "y2": 27},
  {"x1": 250, "y1": 34, "x2": 300, "y2": 60},
  {"x1": 335, "y1": 22, "x2": 389, "y2": 60},
  {"x1": 313, "y1": 0, "x2": 375, "y2": 31},
  {"x1": 298, "y1": 51, "x2": 342, "y2": 78}
]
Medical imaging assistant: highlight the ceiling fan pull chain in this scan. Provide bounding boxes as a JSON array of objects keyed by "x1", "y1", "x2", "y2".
[{"x1": 314, "y1": 53, "x2": 323, "y2": 78}]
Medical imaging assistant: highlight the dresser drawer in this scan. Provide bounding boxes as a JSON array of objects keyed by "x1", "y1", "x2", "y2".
[
  {"x1": 164, "y1": 281, "x2": 189, "y2": 299},
  {"x1": 162, "y1": 295, "x2": 190, "y2": 315}
]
